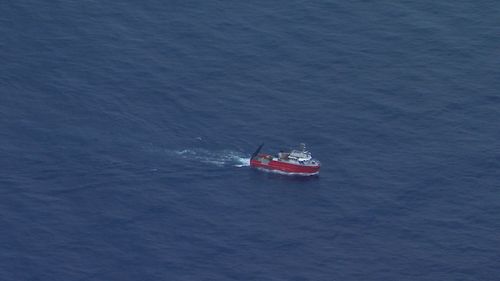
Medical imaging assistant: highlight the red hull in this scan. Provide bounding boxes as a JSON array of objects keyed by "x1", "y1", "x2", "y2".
[{"x1": 250, "y1": 157, "x2": 320, "y2": 175}]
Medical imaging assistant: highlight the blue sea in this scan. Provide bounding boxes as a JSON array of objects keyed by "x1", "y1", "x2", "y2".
[{"x1": 1, "y1": 1, "x2": 499, "y2": 280}]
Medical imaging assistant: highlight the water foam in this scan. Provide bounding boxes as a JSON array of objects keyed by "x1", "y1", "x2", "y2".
[{"x1": 172, "y1": 148, "x2": 250, "y2": 167}]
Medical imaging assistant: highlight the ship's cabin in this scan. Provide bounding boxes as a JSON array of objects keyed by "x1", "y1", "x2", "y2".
[
  {"x1": 276, "y1": 143, "x2": 313, "y2": 162},
  {"x1": 288, "y1": 150, "x2": 312, "y2": 161}
]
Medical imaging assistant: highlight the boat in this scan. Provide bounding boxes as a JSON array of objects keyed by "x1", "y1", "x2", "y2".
[{"x1": 250, "y1": 143, "x2": 320, "y2": 176}]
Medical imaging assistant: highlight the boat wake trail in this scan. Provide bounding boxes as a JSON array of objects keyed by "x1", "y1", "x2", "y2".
[{"x1": 171, "y1": 148, "x2": 250, "y2": 167}]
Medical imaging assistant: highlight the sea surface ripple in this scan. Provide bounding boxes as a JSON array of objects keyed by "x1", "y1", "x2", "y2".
[{"x1": 1, "y1": 1, "x2": 499, "y2": 280}]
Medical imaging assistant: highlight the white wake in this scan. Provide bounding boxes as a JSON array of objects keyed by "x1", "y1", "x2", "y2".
[{"x1": 172, "y1": 148, "x2": 250, "y2": 167}]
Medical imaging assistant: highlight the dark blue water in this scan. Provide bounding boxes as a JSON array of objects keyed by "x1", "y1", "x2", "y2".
[{"x1": 1, "y1": 1, "x2": 499, "y2": 280}]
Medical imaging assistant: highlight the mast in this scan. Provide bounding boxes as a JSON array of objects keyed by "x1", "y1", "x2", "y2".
[
  {"x1": 251, "y1": 143, "x2": 264, "y2": 159},
  {"x1": 300, "y1": 143, "x2": 306, "y2": 152}
]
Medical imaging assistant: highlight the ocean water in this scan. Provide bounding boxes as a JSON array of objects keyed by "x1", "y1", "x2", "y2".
[{"x1": 1, "y1": 1, "x2": 499, "y2": 280}]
